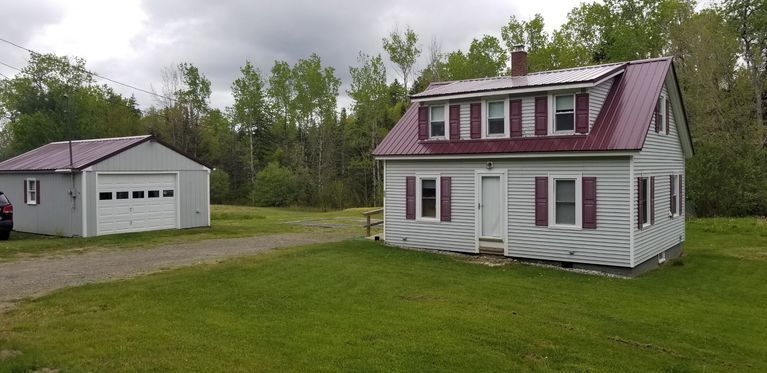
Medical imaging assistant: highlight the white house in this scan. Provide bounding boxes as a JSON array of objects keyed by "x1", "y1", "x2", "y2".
[
  {"x1": 0, "y1": 135, "x2": 211, "y2": 237},
  {"x1": 373, "y1": 49, "x2": 693, "y2": 276}
]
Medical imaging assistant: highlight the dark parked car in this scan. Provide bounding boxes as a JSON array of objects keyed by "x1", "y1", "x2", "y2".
[{"x1": 0, "y1": 191, "x2": 12, "y2": 240}]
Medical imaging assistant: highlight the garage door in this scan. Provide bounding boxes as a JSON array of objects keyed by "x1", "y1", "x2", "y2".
[{"x1": 97, "y1": 173, "x2": 177, "y2": 235}]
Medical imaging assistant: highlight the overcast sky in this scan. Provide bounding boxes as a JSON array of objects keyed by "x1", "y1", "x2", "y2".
[{"x1": 2, "y1": 0, "x2": 591, "y2": 111}]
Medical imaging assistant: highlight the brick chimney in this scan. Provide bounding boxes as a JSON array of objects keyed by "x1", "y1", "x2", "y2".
[{"x1": 510, "y1": 44, "x2": 527, "y2": 77}]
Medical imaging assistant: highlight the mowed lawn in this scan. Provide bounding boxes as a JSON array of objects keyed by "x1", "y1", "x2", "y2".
[
  {"x1": 1, "y1": 218, "x2": 766, "y2": 372},
  {"x1": 0, "y1": 205, "x2": 371, "y2": 261}
]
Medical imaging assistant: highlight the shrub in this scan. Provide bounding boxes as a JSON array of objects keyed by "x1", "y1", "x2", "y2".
[
  {"x1": 209, "y1": 169, "x2": 231, "y2": 204},
  {"x1": 252, "y1": 162, "x2": 298, "y2": 206}
]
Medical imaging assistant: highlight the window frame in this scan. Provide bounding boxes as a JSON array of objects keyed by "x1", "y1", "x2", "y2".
[
  {"x1": 485, "y1": 100, "x2": 507, "y2": 137},
  {"x1": 657, "y1": 93, "x2": 667, "y2": 134},
  {"x1": 670, "y1": 174, "x2": 680, "y2": 217},
  {"x1": 415, "y1": 174, "x2": 441, "y2": 222},
  {"x1": 25, "y1": 178, "x2": 37, "y2": 205},
  {"x1": 640, "y1": 177, "x2": 650, "y2": 227},
  {"x1": 429, "y1": 104, "x2": 447, "y2": 139},
  {"x1": 548, "y1": 174, "x2": 582, "y2": 229},
  {"x1": 550, "y1": 93, "x2": 576, "y2": 134}
]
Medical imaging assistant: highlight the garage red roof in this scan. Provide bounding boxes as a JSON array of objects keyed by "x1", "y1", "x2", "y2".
[
  {"x1": 0, "y1": 135, "x2": 210, "y2": 172},
  {"x1": 374, "y1": 57, "x2": 677, "y2": 157}
]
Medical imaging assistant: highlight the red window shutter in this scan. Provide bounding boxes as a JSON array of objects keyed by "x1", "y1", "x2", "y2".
[
  {"x1": 575, "y1": 93, "x2": 589, "y2": 133},
  {"x1": 449, "y1": 105, "x2": 460, "y2": 141},
  {"x1": 654, "y1": 100, "x2": 660, "y2": 133},
  {"x1": 469, "y1": 103, "x2": 481, "y2": 139},
  {"x1": 637, "y1": 177, "x2": 643, "y2": 230},
  {"x1": 534, "y1": 96, "x2": 548, "y2": 135},
  {"x1": 418, "y1": 106, "x2": 429, "y2": 140},
  {"x1": 440, "y1": 176, "x2": 451, "y2": 221},
  {"x1": 650, "y1": 176, "x2": 655, "y2": 225},
  {"x1": 23, "y1": 180, "x2": 27, "y2": 203},
  {"x1": 405, "y1": 176, "x2": 415, "y2": 220},
  {"x1": 665, "y1": 98, "x2": 671, "y2": 135},
  {"x1": 582, "y1": 177, "x2": 597, "y2": 229},
  {"x1": 680, "y1": 175, "x2": 684, "y2": 215},
  {"x1": 535, "y1": 176, "x2": 548, "y2": 226},
  {"x1": 509, "y1": 99, "x2": 522, "y2": 137}
]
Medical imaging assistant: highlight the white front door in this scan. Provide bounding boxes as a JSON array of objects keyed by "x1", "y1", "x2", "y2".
[
  {"x1": 480, "y1": 175, "x2": 502, "y2": 238},
  {"x1": 97, "y1": 173, "x2": 178, "y2": 235}
]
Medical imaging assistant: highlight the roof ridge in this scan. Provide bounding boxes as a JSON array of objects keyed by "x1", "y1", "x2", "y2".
[{"x1": 49, "y1": 135, "x2": 151, "y2": 145}]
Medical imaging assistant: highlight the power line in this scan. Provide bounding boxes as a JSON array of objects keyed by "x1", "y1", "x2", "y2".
[
  {"x1": 0, "y1": 59, "x2": 21, "y2": 72},
  {"x1": 0, "y1": 37, "x2": 175, "y2": 103}
]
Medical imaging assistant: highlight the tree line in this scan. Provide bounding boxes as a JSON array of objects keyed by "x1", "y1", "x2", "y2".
[{"x1": 1, "y1": 0, "x2": 765, "y2": 216}]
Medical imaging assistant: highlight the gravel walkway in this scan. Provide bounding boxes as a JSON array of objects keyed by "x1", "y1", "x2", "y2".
[{"x1": 0, "y1": 232, "x2": 352, "y2": 313}]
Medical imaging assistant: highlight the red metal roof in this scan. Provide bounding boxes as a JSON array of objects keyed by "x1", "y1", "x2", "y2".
[
  {"x1": 411, "y1": 62, "x2": 625, "y2": 99},
  {"x1": 374, "y1": 57, "x2": 673, "y2": 157},
  {"x1": 0, "y1": 135, "x2": 153, "y2": 172}
]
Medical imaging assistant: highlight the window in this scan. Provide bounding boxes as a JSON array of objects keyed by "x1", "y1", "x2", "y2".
[
  {"x1": 26, "y1": 179, "x2": 37, "y2": 205},
  {"x1": 670, "y1": 174, "x2": 680, "y2": 216},
  {"x1": 99, "y1": 192, "x2": 113, "y2": 200},
  {"x1": 554, "y1": 94, "x2": 575, "y2": 132},
  {"x1": 430, "y1": 106, "x2": 445, "y2": 138},
  {"x1": 116, "y1": 191, "x2": 129, "y2": 200},
  {"x1": 548, "y1": 175, "x2": 582, "y2": 228},
  {"x1": 420, "y1": 179, "x2": 437, "y2": 218},
  {"x1": 487, "y1": 101, "x2": 505, "y2": 136},
  {"x1": 658, "y1": 251, "x2": 667, "y2": 264},
  {"x1": 132, "y1": 191, "x2": 145, "y2": 199},
  {"x1": 163, "y1": 190, "x2": 175, "y2": 197},
  {"x1": 555, "y1": 179, "x2": 576, "y2": 225},
  {"x1": 148, "y1": 190, "x2": 160, "y2": 198},
  {"x1": 657, "y1": 96, "x2": 666, "y2": 133},
  {"x1": 640, "y1": 177, "x2": 649, "y2": 226}
]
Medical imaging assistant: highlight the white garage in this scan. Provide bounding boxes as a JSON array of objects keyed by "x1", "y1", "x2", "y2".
[{"x1": 0, "y1": 135, "x2": 211, "y2": 237}]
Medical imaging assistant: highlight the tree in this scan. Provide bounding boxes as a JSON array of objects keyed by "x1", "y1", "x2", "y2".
[
  {"x1": 232, "y1": 60, "x2": 270, "y2": 189},
  {"x1": 443, "y1": 35, "x2": 508, "y2": 80},
  {"x1": 382, "y1": 26, "x2": 421, "y2": 92}
]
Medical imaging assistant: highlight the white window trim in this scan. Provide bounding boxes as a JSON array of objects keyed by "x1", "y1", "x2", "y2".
[
  {"x1": 640, "y1": 177, "x2": 651, "y2": 228},
  {"x1": 429, "y1": 104, "x2": 448, "y2": 139},
  {"x1": 657, "y1": 93, "x2": 667, "y2": 135},
  {"x1": 658, "y1": 251, "x2": 667, "y2": 264},
  {"x1": 415, "y1": 174, "x2": 441, "y2": 222},
  {"x1": 550, "y1": 93, "x2": 577, "y2": 135},
  {"x1": 482, "y1": 99, "x2": 509, "y2": 138},
  {"x1": 25, "y1": 178, "x2": 38, "y2": 205},
  {"x1": 548, "y1": 174, "x2": 582, "y2": 229},
  {"x1": 670, "y1": 174, "x2": 681, "y2": 217}
]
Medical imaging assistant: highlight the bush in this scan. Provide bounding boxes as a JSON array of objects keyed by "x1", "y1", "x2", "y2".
[
  {"x1": 209, "y1": 169, "x2": 230, "y2": 204},
  {"x1": 252, "y1": 162, "x2": 298, "y2": 206}
]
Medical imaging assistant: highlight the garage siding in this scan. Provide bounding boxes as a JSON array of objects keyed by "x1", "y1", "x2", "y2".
[
  {"x1": 0, "y1": 173, "x2": 83, "y2": 236},
  {"x1": 384, "y1": 157, "x2": 632, "y2": 266}
]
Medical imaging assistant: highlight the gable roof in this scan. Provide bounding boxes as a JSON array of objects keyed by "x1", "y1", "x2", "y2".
[
  {"x1": 411, "y1": 61, "x2": 625, "y2": 99},
  {"x1": 374, "y1": 57, "x2": 687, "y2": 157},
  {"x1": 0, "y1": 135, "x2": 211, "y2": 172}
]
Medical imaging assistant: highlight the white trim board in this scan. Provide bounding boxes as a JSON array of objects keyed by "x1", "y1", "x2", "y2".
[{"x1": 376, "y1": 151, "x2": 635, "y2": 161}]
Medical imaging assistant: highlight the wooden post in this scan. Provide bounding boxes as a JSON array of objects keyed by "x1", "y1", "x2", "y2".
[{"x1": 366, "y1": 215, "x2": 371, "y2": 237}]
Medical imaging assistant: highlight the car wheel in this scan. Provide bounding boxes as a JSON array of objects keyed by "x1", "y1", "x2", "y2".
[{"x1": 0, "y1": 231, "x2": 9, "y2": 240}]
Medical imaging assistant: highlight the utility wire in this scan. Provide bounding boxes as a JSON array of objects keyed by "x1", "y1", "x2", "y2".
[{"x1": 0, "y1": 37, "x2": 175, "y2": 102}]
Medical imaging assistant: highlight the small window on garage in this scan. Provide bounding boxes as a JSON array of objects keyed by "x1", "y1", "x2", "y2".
[
  {"x1": 99, "y1": 192, "x2": 113, "y2": 200},
  {"x1": 148, "y1": 190, "x2": 160, "y2": 198},
  {"x1": 132, "y1": 191, "x2": 145, "y2": 199},
  {"x1": 116, "y1": 191, "x2": 129, "y2": 199},
  {"x1": 163, "y1": 190, "x2": 174, "y2": 197}
]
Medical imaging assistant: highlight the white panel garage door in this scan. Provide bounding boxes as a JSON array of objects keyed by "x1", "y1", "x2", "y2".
[{"x1": 97, "y1": 173, "x2": 178, "y2": 235}]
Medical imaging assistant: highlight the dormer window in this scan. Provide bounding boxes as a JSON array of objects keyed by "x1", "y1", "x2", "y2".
[
  {"x1": 656, "y1": 95, "x2": 666, "y2": 133},
  {"x1": 554, "y1": 94, "x2": 575, "y2": 132},
  {"x1": 487, "y1": 101, "x2": 505, "y2": 136},
  {"x1": 430, "y1": 106, "x2": 445, "y2": 138}
]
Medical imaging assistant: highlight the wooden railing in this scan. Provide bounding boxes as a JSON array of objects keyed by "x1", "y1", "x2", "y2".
[{"x1": 362, "y1": 208, "x2": 384, "y2": 237}]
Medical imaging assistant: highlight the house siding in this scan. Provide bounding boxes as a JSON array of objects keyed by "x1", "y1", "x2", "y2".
[
  {"x1": 0, "y1": 173, "x2": 83, "y2": 236},
  {"x1": 384, "y1": 156, "x2": 632, "y2": 266},
  {"x1": 85, "y1": 141, "x2": 210, "y2": 235},
  {"x1": 590, "y1": 78, "x2": 613, "y2": 130},
  {"x1": 632, "y1": 80, "x2": 686, "y2": 265}
]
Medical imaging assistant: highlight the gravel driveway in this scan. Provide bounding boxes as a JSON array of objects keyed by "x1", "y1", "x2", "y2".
[{"x1": 0, "y1": 232, "x2": 353, "y2": 313}]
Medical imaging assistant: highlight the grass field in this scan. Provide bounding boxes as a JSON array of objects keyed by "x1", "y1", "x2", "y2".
[
  {"x1": 0, "y1": 217, "x2": 765, "y2": 371},
  {"x1": 0, "y1": 205, "x2": 374, "y2": 261}
]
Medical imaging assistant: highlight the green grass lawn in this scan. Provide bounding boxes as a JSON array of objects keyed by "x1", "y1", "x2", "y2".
[
  {"x1": 0, "y1": 205, "x2": 376, "y2": 261},
  {"x1": 1, "y1": 218, "x2": 766, "y2": 372}
]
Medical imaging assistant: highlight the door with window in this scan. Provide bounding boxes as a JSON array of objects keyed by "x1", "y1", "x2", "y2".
[
  {"x1": 479, "y1": 175, "x2": 502, "y2": 239},
  {"x1": 96, "y1": 173, "x2": 177, "y2": 235}
]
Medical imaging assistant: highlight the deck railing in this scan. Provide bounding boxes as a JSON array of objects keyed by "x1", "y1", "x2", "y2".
[{"x1": 362, "y1": 208, "x2": 384, "y2": 237}]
